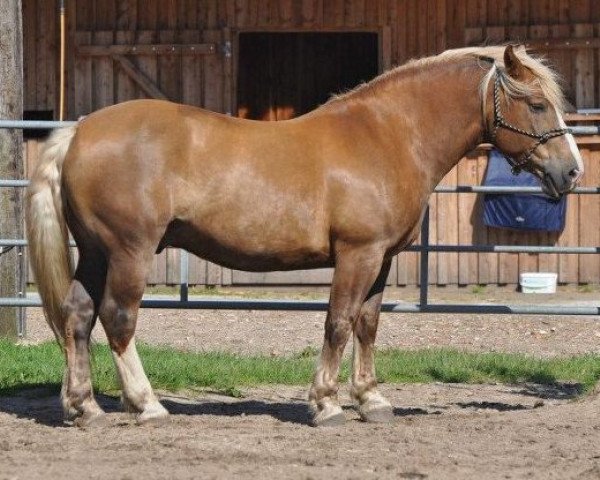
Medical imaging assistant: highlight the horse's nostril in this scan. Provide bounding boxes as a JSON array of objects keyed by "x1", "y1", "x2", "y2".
[{"x1": 568, "y1": 168, "x2": 579, "y2": 178}]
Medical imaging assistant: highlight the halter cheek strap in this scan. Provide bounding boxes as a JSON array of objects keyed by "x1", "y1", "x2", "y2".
[{"x1": 488, "y1": 72, "x2": 571, "y2": 175}]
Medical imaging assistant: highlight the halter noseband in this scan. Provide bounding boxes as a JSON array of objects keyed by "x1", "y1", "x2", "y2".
[{"x1": 488, "y1": 69, "x2": 571, "y2": 175}]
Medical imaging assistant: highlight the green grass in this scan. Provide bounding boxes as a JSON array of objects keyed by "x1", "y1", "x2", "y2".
[{"x1": 1, "y1": 339, "x2": 600, "y2": 397}]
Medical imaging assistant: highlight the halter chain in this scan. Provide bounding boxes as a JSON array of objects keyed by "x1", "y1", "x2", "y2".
[{"x1": 488, "y1": 71, "x2": 571, "y2": 175}]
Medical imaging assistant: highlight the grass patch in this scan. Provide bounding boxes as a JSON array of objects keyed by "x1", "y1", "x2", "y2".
[{"x1": 1, "y1": 340, "x2": 600, "y2": 396}]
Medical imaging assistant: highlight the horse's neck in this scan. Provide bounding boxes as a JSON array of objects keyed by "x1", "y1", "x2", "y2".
[
  {"x1": 353, "y1": 60, "x2": 487, "y2": 190},
  {"x1": 401, "y1": 62, "x2": 486, "y2": 188}
]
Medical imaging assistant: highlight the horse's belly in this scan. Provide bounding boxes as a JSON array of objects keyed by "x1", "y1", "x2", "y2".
[{"x1": 161, "y1": 219, "x2": 332, "y2": 272}]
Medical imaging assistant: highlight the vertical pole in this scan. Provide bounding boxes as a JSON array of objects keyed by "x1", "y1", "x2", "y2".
[
  {"x1": 0, "y1": 0, "x2": 24, "y2": 338},
  {"x1": 179, "y1": 250, "x2": 189, "y2": 303},
  {"x1": 419, "y1": 206, "x2": 430, "y2": 308},
  {"x1": 59, "y1": 0, "x2": 66, "y2": 120}
]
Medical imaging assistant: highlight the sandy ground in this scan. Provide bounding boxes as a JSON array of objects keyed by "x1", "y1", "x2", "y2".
[{"x1": 3, "y1": 286, "x2": 600, "y2": 479}]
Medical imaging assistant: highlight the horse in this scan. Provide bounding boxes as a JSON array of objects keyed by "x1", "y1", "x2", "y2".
[{"x1": 26, "y1": 45, "x2": 583, "y2": 427}]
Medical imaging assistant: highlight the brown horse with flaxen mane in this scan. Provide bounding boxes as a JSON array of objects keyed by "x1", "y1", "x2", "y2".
[{"x1": 26, "y1": 45, "x2": 583, "y2": 427}]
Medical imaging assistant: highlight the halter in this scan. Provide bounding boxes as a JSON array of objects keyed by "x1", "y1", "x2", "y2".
[{"x1": 488, "y1": 69, "x2": 571, "y2": 175}]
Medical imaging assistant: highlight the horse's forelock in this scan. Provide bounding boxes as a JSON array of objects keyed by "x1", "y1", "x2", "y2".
[{"x1": 470, "y1": 46, "x2": 566, "y2": 112}]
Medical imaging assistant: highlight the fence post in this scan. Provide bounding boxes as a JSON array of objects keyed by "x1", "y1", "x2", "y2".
[
  {"x1": 0, "y1": 0, "x2": 24, "y2": 338},
  {"x1": 419, "y1": 207, "x2": 430, "y2": 308}
]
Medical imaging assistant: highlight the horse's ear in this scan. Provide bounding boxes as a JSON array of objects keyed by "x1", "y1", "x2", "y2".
[{"x1": 503, "y1": 45, "x2": 526, "y2": 80}]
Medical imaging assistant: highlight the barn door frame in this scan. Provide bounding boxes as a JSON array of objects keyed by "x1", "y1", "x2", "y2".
[{"x1": 228, "y1": 25, "x2": 394, "y2": 122}]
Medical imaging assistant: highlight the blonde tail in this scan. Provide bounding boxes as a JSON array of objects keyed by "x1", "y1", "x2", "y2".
[{"x1": 25, "y1": 126, "x2": 78, "y2": 344}]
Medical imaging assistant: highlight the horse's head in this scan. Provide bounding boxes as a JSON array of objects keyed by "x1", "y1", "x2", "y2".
[{"x1": 484, "y1": 45, "x2": 583, "y2": 199}]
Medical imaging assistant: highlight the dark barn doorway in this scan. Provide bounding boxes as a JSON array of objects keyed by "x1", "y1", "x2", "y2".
[{"x1": 237, "y1": 32, "x2": 379, "y2": 121}]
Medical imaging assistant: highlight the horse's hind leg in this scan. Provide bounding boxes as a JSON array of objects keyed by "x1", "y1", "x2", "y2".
[
  {"x1": 351, "y1": 260, "x2": 394, "y2": 423},
  {"x1": 308, "y1": 245, "x2": 386, "y2": 426},
  {"x1": 99, "y1": 250, "x2": 168, "y2": 424},
  {"x1": 61, "y1": 250, "x2": 107, "y2": 426}
]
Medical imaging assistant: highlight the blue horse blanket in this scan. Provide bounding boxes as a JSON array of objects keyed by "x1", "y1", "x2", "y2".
[{"x1": 482, "y1": 149, "x2": 567, "y2": 232}]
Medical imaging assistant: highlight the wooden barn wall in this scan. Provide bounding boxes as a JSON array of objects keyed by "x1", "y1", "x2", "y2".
[{"x1": 21, "y1": 0, "x2": 600, "y2": 286}]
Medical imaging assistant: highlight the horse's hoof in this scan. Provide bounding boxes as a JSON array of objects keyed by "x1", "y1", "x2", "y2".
[
  {"x1": 311, "y1": 405, "x2": 345, "y2": 427},
  {"x1": 136, "y1": 403, "x2": 170, "y2": 425},
  {"x1": 359, "y1": 403, "x2": 394, "y2": 423},
  {"x1": 72, "y1": 410, "x2": 108, "y2": 428}
]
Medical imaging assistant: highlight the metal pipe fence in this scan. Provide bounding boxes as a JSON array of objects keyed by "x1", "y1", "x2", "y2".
[{"x1": 1, "y1": 120, "x2": 600, "y2": 338}]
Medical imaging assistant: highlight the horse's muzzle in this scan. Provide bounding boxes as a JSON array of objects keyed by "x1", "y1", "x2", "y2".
[{"x1": 542, "y1": 159, "x2": 581, "y2": 199}]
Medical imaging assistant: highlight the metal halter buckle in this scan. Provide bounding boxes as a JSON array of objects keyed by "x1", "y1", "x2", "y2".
[{"x1": 488, "y1": 71, "x2": 571, "y2": 175}]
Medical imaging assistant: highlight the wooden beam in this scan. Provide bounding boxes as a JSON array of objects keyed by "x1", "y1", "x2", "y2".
[
  {"x1": 77, "y1": 43, "x2": 216, "y2": 56},
  {"x1": 113, "y1": 55, "x2": 168, "y2": 100},
  {"x1": 0, "y1": 0, "x2": 24, "y2": 338},
  {"x1": 524, "y1": 37, "x2": 600, "y2": 50}
]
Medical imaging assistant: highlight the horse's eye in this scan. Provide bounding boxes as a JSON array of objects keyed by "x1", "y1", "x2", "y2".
[{"x1": 528, "y1": 103, "x2": 547, "y2": 114}]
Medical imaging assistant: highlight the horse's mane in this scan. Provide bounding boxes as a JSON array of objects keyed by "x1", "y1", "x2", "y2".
[{"x1": 328, "y1": 45, "x2": 566, "y2": 112}]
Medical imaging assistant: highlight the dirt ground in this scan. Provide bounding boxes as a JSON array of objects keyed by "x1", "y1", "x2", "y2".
[{"x1": 3, "y1": 286, "x2": 600, "y2": 479}]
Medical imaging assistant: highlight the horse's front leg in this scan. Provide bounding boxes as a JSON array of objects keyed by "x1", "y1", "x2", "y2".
[
  {"x1": 309, "y1": 245, "x2": 386, "y2": 426},
  {"x1": 351, "y1": 259, "x2": 394, "y2": 423}
]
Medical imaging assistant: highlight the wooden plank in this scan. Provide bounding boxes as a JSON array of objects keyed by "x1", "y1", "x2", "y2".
[
  {"x1": 457, "y1": 156, "x2": 477, "y2": 285},
  {"x1": 427, "y1": 0, "x2": 436, "y2": 55},
  {"x1": 66, "y1": 0, "x2": 78, "y2": 119},
  {"x1": 246, "y1": 0, "x2": 259, "y2": 26},
  {"x1": 464, "y1": 27, "x2": 484, "y2": 47},
  {"x1": 445, "y1": 0, "x2": 465, "y2": 48},
  {"x1": 158, "y1": 30, "x2": 181, "y2": 101},
  {"x1": 379, "y1": 25, "x2": 392, "y2": 72},
  {"x1": 437, "y1": 165, "x2": 459, "y2": 285},
  {"x1": 569, "y1": 0, "x2": 591, "y2": 23},
  {"x1": 477, "y1": 154, "x2": 497, "y2": 284},
  {"x1": 558, "y1": 160, "x2": 581, "y2": 284},
  {"x1": 417, "y1": 1, "x2": 428, "y2": 57},
  {"x1": 115, "y1": 31, "x2": 136, "y2": 103},
  {"x1": 116, "y1": 0, "x2": 136, "y2": 30},
  {"x1": 435, "y1": 0, "x2": 447, "y2": 51},
  {"x1": 578, "y1": 147, "x2": 599, "y2": 282},
  {"x1": 405, "y1": 0, "x2": 418, "y2": 58},
  {"x1": 35, "y1": 0, "x2": 53, "y2": 112},
  {"x1": 486, "y1": 0, "x2": 506, "y2": 26},
  {"x1": 75, "y1": 0, "x2": 93, "y2": 29},
  {"x1": 114, "y1": 55, "x2": 168, "y2": 100},
  {"x1": 256, "y1": 0, "x2": 270, "y2": 26},
  {"x1": 74, "y1": 31, "x2": 93, "y2": 116},
  {"x1": 364, "y1": 0, "x2": 378, "y2": 27},
  {"x1": 222, "y1": 27, "x2": 234, "y2": 115},
  {"x1": 76, "y1": 43, "x2": 217, "y2": 56},
  {"x1": 92, "y1": 31, "x2": 115, "y2": 110},
  {"x1": 137, "y1": 0, "x2": 158, "y2": 29},
  {"x1": 486, "y1": 26, "x2": 506, "y2": 44},
  {"x1": 507, "y1": 0, "x2": 525, "y2": 25},
  {"x1": 235, "y1": 0, "x2": 249, "y2": 26},
  {"x1": 428, "y1": 193, "x2": 438, "y2": 284},
  {"x1": 203, "y1": 29, "x2": 224, "y2": 112},
  {"x1": 323, "y1": 0, "x2": 344, "y2": 27},
  {"x1": 548, "y1": 23, "x2": 573, "y2": 104},
  {"x1": 394, "y1": 0, "x2": 407, "y2": 65},
  {"x1": 524, "y1": 37, "x2": 600, "y2": 50},
  {"x1": 134, "y1": 30, "x2": 159, "y2": 98},
  {"x1": 465, "y1": 0, "x2": 486, "y2": 28},
  {"x1": 181, "y1": 30, "x2": 203, "y2": 107},
  {"x1": 22, "y1": 0, "x2": 37, "y2": 110},
  {"x1": 94, "y1": 0, "x2": 117, "y2": 29},
  {"x1": 573, "y1": 24, "x2": 595, "y2": 108}
]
